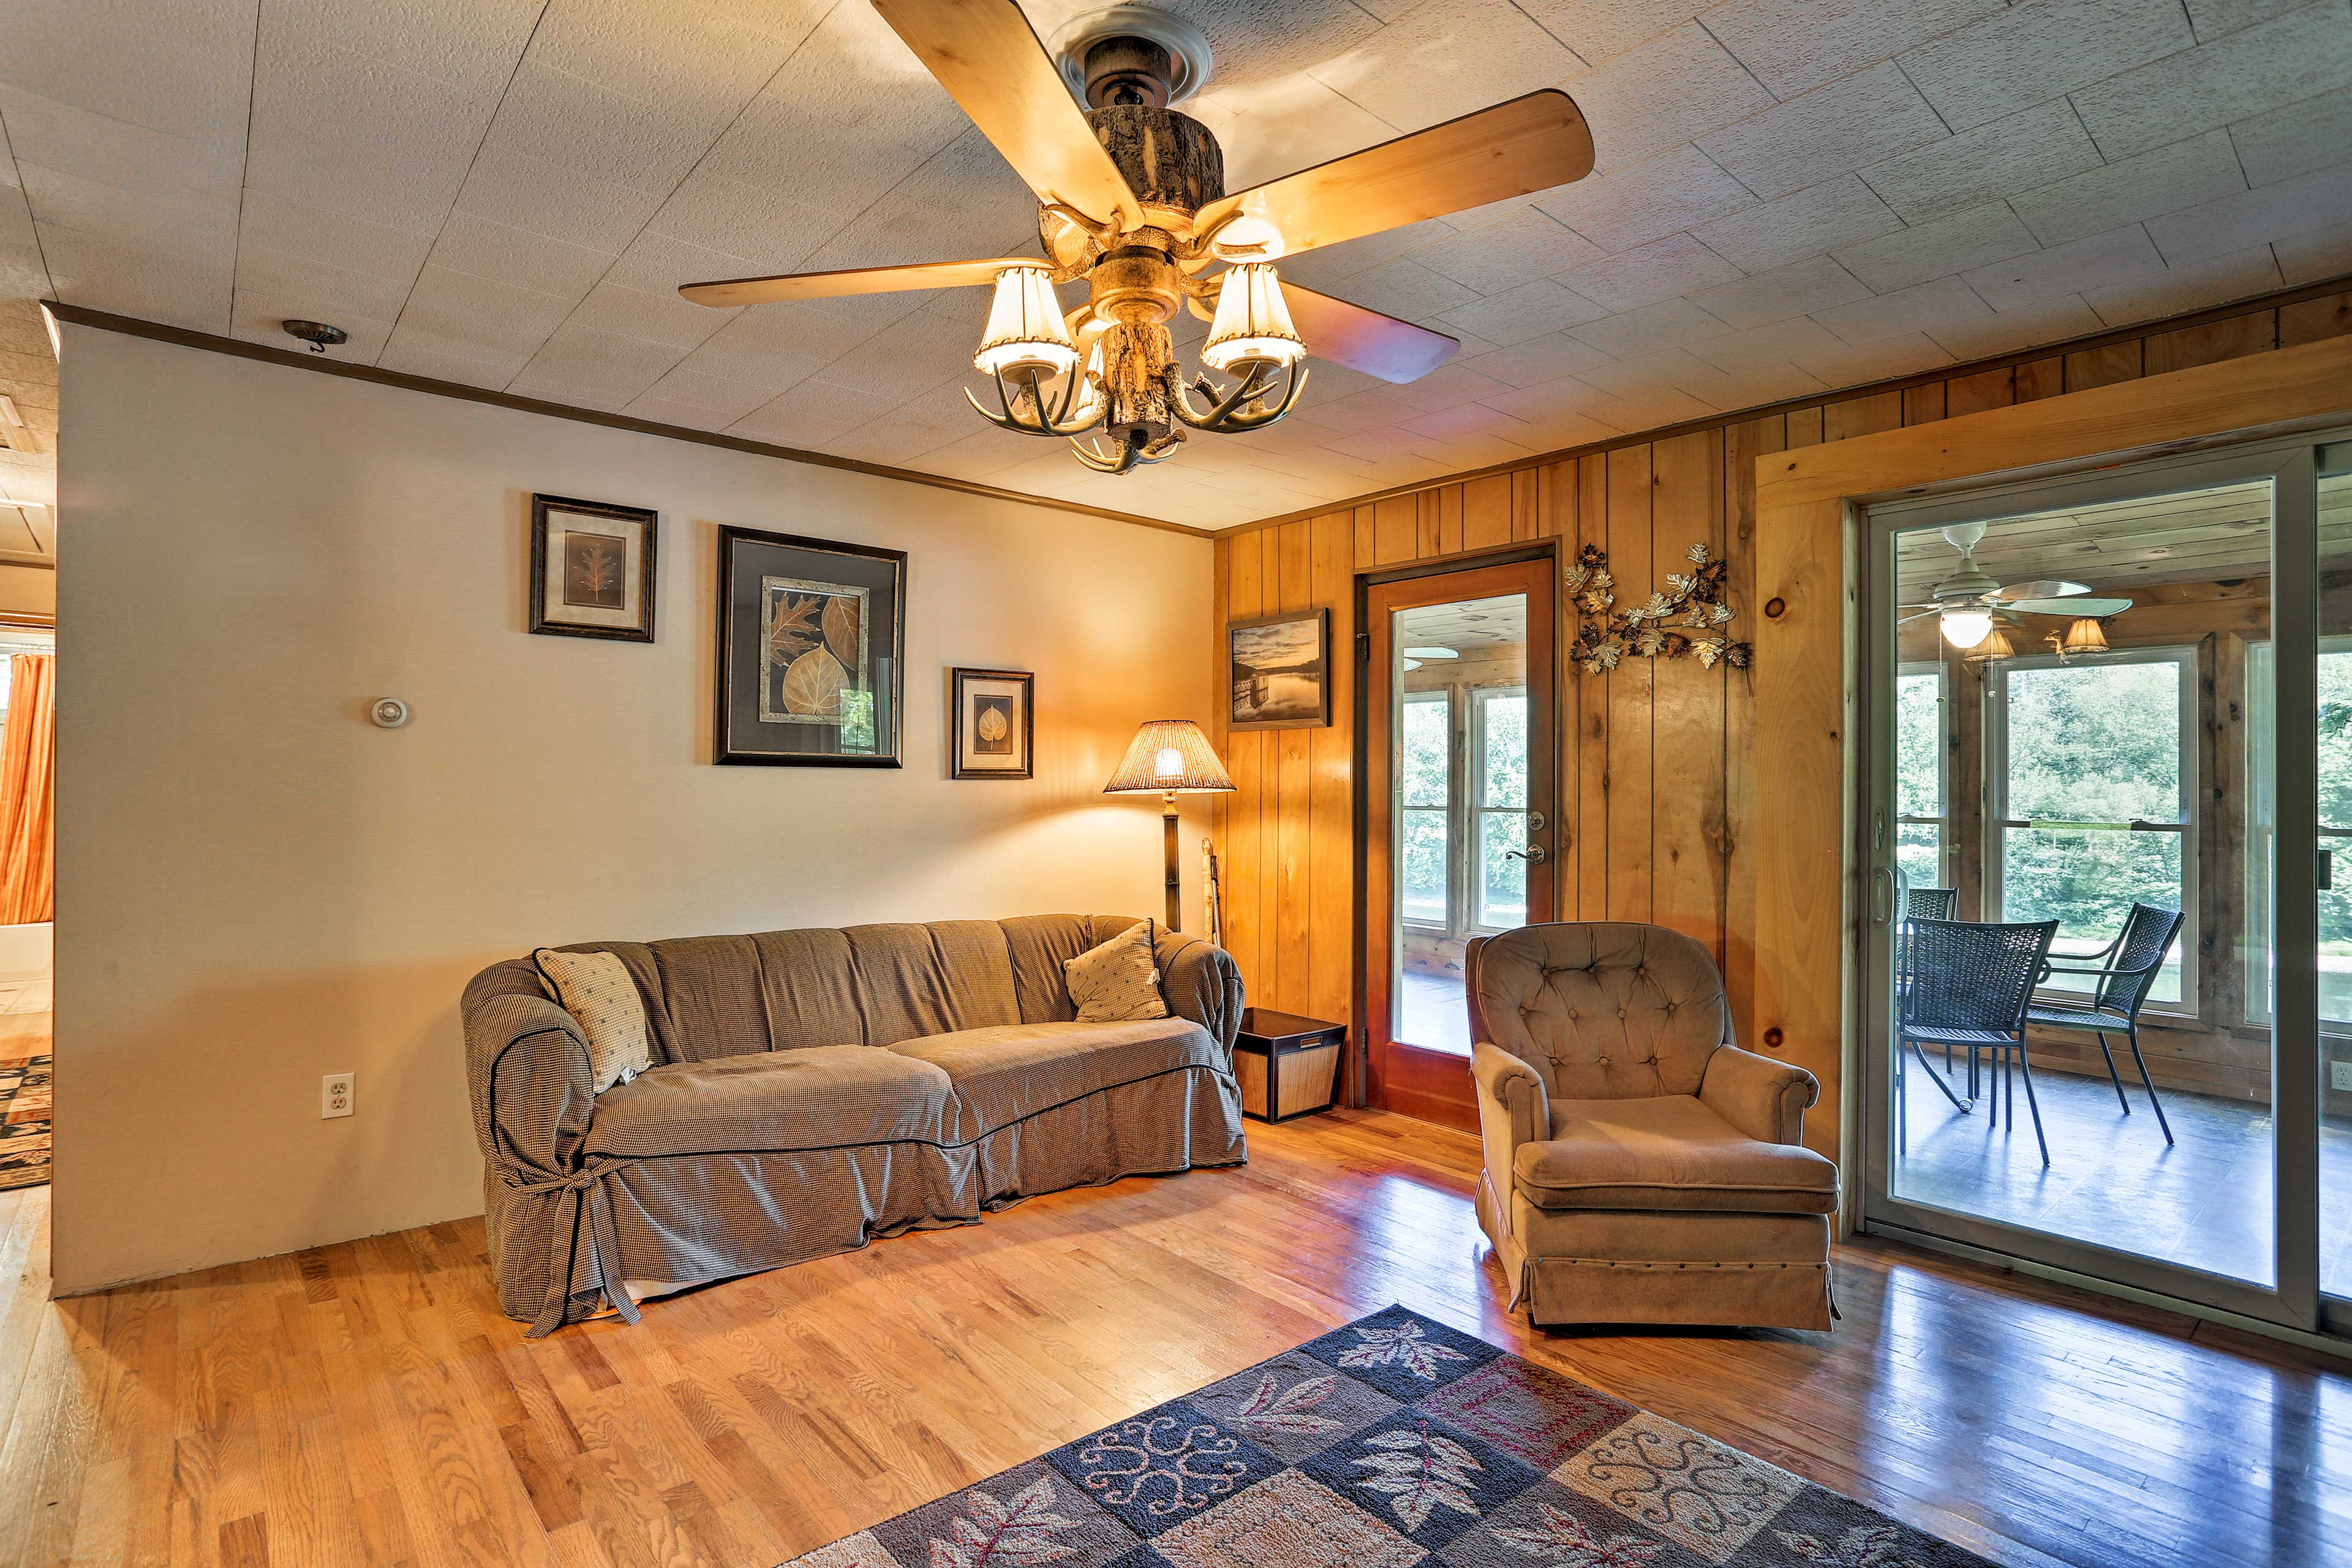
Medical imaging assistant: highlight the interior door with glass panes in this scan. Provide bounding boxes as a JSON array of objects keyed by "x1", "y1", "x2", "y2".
[{"x1": 1363, "y1": 557, "x2": 1555, "y2": 1129}]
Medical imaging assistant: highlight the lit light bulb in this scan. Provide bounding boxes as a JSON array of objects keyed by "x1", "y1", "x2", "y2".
[
  {"x1": 1939, "y1": 608, "x2": 1993, "y2": 648},
  {"x1": 1154, "y1": 746, "x2": 1185, "y2": 778}
]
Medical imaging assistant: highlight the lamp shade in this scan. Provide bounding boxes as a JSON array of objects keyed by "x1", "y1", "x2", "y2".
[
  {"x1": 2062, "y1": 616, "x2": 2109, "y2": 654},
  {"x1": 1202, "y1": 263, "x2": 1304, "y2": 372},
  {"x1": 974, "y1": 265, "x2": 1077, "y2": 377},
  {"x1": 1105, "y1": 720, "x2": 1235, "y2": 794}
]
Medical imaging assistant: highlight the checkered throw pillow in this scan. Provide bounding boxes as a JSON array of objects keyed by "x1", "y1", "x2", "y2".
[
  {"x1": 533, "y1": 948, "x2": 653, "y2": 1093},
  {"x1": 1064, "y1": 921, "x2": 1170, "y2": 1023}
]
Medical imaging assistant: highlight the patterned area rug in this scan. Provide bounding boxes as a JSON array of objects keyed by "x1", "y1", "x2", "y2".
[
  {"x1": 782, "y1": 1304, "x2": 1988, "y2": 1567},
  {"x1": 0, "y1": 1052, "x2": 48, "y2": 1191}
]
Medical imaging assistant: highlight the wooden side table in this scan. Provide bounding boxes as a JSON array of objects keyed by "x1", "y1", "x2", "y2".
[{"x1": 1232, "y1": 1008, "x2": 1344, "y2": 1122}]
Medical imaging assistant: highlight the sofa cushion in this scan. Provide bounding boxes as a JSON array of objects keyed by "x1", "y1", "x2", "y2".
[
  {"x1": 842, "y1": 921, "x2": 1023, "y2": 1044},
  {"x1": 584, "y1": 1045, "x2": 954, "y2": 1158},
  {"x1": 1065, "y1": 920, "x2": 1170, "y2": 1023},
  {"x1": 1512, "y1": 1095, "x2": 1838, "y2": 1215},
  {"x1": 892, "y1": 1017, "x2": 1223, "y2": 1139}
]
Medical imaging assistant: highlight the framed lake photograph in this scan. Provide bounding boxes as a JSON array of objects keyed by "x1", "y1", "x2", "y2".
[
  {"x1": 949, "y1": 668, "x2": 1033, "y2": 779},
  {"x1": 1228, "y1": 608, "x2": 1330, "y2": 729},
  {"x1": 530, "y1": 494, "x2": 658, "y2": 641},
  {"x1": 714, "y1": 525, "x2": 905, "y2": 767}
]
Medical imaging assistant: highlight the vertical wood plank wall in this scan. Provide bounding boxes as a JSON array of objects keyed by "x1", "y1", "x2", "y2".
[{"x1": 1209, "y1": 287, "x2": 2352, "y2": 1088}]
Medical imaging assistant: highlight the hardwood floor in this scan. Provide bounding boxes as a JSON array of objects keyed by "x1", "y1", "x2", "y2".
[{"x1": 3, "y1": 1049, "x2": 2351, "y2": 1567}]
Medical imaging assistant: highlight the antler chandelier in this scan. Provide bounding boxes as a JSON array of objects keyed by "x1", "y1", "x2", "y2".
[{"x1": 679, "y1": 2, "x2": 1595, "y2": 478}]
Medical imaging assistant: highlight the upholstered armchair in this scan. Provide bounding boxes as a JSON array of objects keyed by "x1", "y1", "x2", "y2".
[{"x1": 1466, "y1": 921, "x2": 1839, "y2": 1331}]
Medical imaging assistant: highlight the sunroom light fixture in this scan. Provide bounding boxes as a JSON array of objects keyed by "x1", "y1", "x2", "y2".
[{"x1": 677, "y1": 1, "x2": 1596, "y2": 478}]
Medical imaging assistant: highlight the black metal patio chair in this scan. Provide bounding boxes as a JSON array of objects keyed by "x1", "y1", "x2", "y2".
[
  {"x1": 1902, "y1": 886, "x2": 1957, "y2": 921},
  {"x1": 1898, "y1": 917, "x2": 2059, "y2": 1165},
  {"x1": 2024, "y1": 902, "x2": 2184, "y2": 1145}
]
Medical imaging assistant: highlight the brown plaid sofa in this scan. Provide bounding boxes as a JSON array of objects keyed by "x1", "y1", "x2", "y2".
[{"x1": 464, "y1": 914, "x2": 1246, "y2": 1335}]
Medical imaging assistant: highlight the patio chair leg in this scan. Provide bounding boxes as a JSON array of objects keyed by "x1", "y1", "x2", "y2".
[
  {"x1": 2124, "y1": 1027, "x2": 2174, "y2": 1145},
  {"x1": 2014, "y1": 1038, "x2": 2050, "y2": 1166},
  {"x1": 2092, "y1": 1030, "x2": 2132, "y2": 1114},
  {"x1": 1906, "y1": 1037, "x2": 1969, "y2": 1112}
]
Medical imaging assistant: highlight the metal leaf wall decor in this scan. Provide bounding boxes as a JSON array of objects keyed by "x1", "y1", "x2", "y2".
[{"x1": 1565, "y1": 541, "x2": 1752, "y2": 674}]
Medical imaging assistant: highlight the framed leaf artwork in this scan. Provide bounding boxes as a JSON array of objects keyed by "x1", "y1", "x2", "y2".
[
  {"x1": 530, "y1": 494, "x2": 658, "y2": 642},
  {"x1": 714, "y1": 525, "x2": 905, "y2": 767},
  {"x1": 949, "y1": 668, "x2": 1033, "y2": 779}
]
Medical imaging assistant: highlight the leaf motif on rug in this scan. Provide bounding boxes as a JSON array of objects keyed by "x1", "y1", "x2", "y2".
[
  {"x1": 1338, "y1": 1320, "x2": 1468, "y2": 1380},
  {"x1": 1233, "y1": 1371, "x2": 1344, "y2": 1438},
  {"x1": 1774, "y1": 1523, "x2": 1928, "y2": 1568},
  {"x1": 1351, "y1": 1419, "x2": 1483, "y2": 1532},
  {"x1": 1493, "y1": 1502, "x2": 1668, "y2": 1565},
  {"x1": 926, "y1": 1478, "x2": 1081, "y2": 1568}
]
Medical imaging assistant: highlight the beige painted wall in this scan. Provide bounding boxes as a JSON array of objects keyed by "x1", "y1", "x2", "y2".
[
  {"x1": 0, "y1": 564, "x2": 55, "y2": 618},
  {"x1": 53, "y1": 326, "x2": 1214, "y2": 1294}
]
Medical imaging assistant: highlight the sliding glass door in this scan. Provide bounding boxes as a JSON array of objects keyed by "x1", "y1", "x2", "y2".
[{"x1": 1861, "y1": 434, "x2": 2338, "y2": 1335}]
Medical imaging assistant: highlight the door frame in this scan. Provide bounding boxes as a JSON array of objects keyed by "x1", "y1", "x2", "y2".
[{"x1": 1358, "y1": 549, "x2": 1559, "y2": 1129}]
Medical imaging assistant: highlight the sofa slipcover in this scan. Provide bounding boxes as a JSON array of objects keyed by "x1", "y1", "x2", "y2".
[{"x1": 464, "y1": 914, "x2": 1245, "y2": 1335}]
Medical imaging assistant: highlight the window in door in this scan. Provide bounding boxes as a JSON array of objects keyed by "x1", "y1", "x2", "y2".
[
  {"x1": 1896, "y1": 661, "x2": 1948, "y2": 896},
  {"x1": 1472, "y1": 686, "x2": 1529, "y2": 929},
  {"x1": 2245, "y1": 636, "x2": 2352, "y2": 1027},
  {"x1": 1989, "y1": 649, "x2": 2193, "y2": 1005},
  {"x1": 1400, "y1": 689, "x2": 1454, "y2": 930}
]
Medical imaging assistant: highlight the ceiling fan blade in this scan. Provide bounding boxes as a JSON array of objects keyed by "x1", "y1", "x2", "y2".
[
  {"x1": 871, "y1": 0, "x2": 1142, "y2": 231},
  {"x1": 2007, "y1": 596, "x2": 2134, "y2": 617},
  {"x1": 1986, "y1": 578, "x2": 2090, "y2": 602},
  {"x1": 1197, "y1": 90, "x2": 1594, "y2": 262},
  {"x1": 680, "y1": 257, "x2": 1037, "y2": 308},
  {"x1": 1283, "y1": 285, "x2": 1458, "y2": 384}
]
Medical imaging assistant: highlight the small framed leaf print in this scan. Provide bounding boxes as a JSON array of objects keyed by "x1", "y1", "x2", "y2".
[
  {"x1": 714, "y1": 525, "x2": 905, "y2": 767},
  {"x1": 530, "y1": 494, "x2": 658, "y2": 642},
  {"x1": 950, "y1": 668, "x2": 1033, "y2": 779}
]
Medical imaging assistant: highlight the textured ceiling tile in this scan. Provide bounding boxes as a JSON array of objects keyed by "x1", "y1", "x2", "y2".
[
  {"x1": 428, "y1": 212, "x2": 618, "y2": 300},
  {"x1": 568, "y1": 279, "x2": 729, "y2": 351},
  {"x1": 1896, "y1": 0, "x2": 2194, "y2": 131},
  {"x1": 372, "y1": 339, "x2": 524, "y2": 390},
  {"x1": 1557, "y1": 23, "x2": 1778, "y2": 173},
  {"x1": 1276, "y1": 219, "x2": 1461, "y2": 290},
  {"x1": 2274, "y1": 216, "x2": 2352, "y2": 285},
  {"x1": 1684, "y1": 314, "x2": 1850, "y2": 374},
  {"x1": 633, "y1": 365, "x2": 781, "y2": 423},
  {"x1": 1534, "y1": 144, "x2": 1757, "y2": 254},
  {"x1": 1510, "y1": 0, "x2": 1706, "y2": 64},
  {"x1": 599, "y1": 229, "x2": 764, "y2": 301},
  {"x1": 758, "y1": 374, "x2": 925, "y2": 431},
  {"x1": 451, "y1": 147, "x2": 670, "y2": 255},
  {"x1": 1198, "y1": 72, "x2": 1404, "y2": 192},
  {"x1": 530, "y1": 0, "x2": 805, "y2": 120},
  {"x1": 802, "y1": 311, "x2": 978, "y2": 399},
  {"x1": 1414, "y1": 208, "x2": 1602, "y2": 295},
  {"x1": 0, "y1": 0, "x2": 256, "y2": 145},
  {"x1": 1708, "y1": 360, "x2": 1833, "y2": 409},
  {"x1": 801, "y1": 130, "x2": 1038, "y2": 272},
  {"x1": 1858, "y1": 100, "x2": 2102, "y2": 222},
  {"x1": 642, "y1": 169, "x2": 837, "y2": 275},
  {"x1": 478, "y1": 61, "x2": 724, "y2": 192},
  {"x1": 2184, "y1": 0, "x2": 2307, "y2": 38},
  {"x1": 1691, "y1": 174, "x2": 1903, "y2": 272},
  {"x1": 620, "y1": 396, "x2": 738, "y2": 433},
  {"x1": 2008, "y1": 129, "x2": 2247, "y2": 247},
  {"x1": 1789, "y1": 330, "x2": 1954, "y2": 384},
  {"x1": 825, "y1": 420, "x2": 963, "y2": 466},
  {"x1": 0, "y1": 87, "x2": 243, "y2": 200},
  {"x1": 915, "y1": 429, "x2": 1036, "y2": 481},
  {"x1": 1702, "y1": 0, "x2": 2007, "y2": 98},
  {"x1": 1491, "y1": 405, "x2": 1627, "y2": 448},
  {"x1": 1832, "y1": 203, "x2": 2041, "y2": 292},
  {"x1": 1811, "y1": 273, "x2": 1992, "y2": 344},
  {"x1": 1304, "y1": 0, "x2": 1582, "y2": 128},
  {"x1": 2144, "y1": 157, "x2": 2352, "y2": 263},
  {"x1": 399, "y1": 263, "x2": 579, "y2": 357},
  {"x1": 505, "y1": 374, "x2": 635, "y2": 413},
  {"x1": 1439, "y1": 277, "x2": 1610, "y2": 345},
  {"x1": 2071, "y1": 1, "x2": 2352, "y2": 159},
  {"x1": 1374, "y1": 360, "x2": 1521, "y2": 413},
  {"x1": 1396, "y1": 401, "x2": 1541, "y2": 444},
  {"x1": 2084, "y1": 243, "x2": 2283, "y2": 325},
  {"x1": 1925, "y1": 292, "x2": 2105, "y2": 358},
  {"x1": 1573, "y1": 300, "x2": 1735, "y2": 360},
  {"x1": 523, "y1": 320, "x2": 685, "y2": 390},
  {"x1": 1457, "y1": 331, "x2": 1618, "y2": 387},
  {"x1": 19, "y1": 162, "x2": 238, "y2": 258},
  {"x1": 1698, "y1": 62, "x2": 1950, "y2": 201},
  {"x1": 669, "y1": 326, "x2": 829, "y2": 395},
  {"x1": 1963, "y1": 224, "x2": 2168, "y2": 310},
  {"x1": 238, "y1": 189, "x2": 437, "y2": 284},
  {"x1": 1300, "y1": 387, "x2": 1423, "y2": 435},
  {"x1": 1325, "y1": 257, "x2": 1480, "y2": 323},
  {"x1": 1559, "y1": 232, "x2": 1744, "y2": 311},
  {"x1": 1323, "y1": 424, "x2": 1452, "y2": 464},
  {"x1": 1687, "y1": 255, "x2": 1872, "y2": 330},
  {"x1": 234, "y1": 244, "x2": 412, "y2": 323},
  {"x1": 2231, "y1": 88, "x2": 2352, "y2": 187}
]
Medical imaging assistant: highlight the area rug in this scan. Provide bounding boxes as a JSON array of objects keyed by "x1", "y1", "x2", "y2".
[
  {"x1": 780, "y1": 1304, "x2": 1988, "y2": 1567},
  {"x1": 0, "y1": 1052, "x2": 48, "y2": 1191}
]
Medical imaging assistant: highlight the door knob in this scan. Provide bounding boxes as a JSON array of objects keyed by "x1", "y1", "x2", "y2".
[{"x1": 1506, "y1": 845, "x2": 1548, "y2": 864}]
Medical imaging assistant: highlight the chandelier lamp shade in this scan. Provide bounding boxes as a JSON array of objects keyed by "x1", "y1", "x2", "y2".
[
  {"x1": 1106, "y1": 720, "x2": 1235, "y2": 930},
  {"x1": 2062, "y1": 616, "x2": 2110, "y2": 655},
  {"x1": 1201, "y1": 262, "x2": 1304, "y2": 371},
  {"x1": 973, "y1": 265, "x2": 1079, "y2": 377}
]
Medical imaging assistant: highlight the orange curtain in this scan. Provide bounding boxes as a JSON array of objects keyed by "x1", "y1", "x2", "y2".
[{"x1": 0, "y1": 654, "x2": 55, "y2": 925}]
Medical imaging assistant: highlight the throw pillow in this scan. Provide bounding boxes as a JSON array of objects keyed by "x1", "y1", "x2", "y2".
[
  {"x1": 1065, "y1": 920, "x2": 1171, "y2": 1023},
  {"x1": 533, "y1": 948, "x2": 653, "y2": 1093}
]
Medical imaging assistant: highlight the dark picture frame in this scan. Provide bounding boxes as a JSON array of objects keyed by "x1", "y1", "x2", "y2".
[
  {"x1": 714, "y1": 524, "x2": 907, "y2": 767},
  {"x1": 1228, "y1": 607, "x2": 1332, "y2": 729},
  {"x1": 949, "y1": 668, "x2": 1034, "y2": 780},
  {"x1": 530, "y1": 494, "x2": 658, "y2": 642}
]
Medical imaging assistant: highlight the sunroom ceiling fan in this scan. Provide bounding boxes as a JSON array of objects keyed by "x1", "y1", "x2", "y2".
[
  {"x1": 1900, "y1": 522, "x2": 2133, "y2": 649},
  {"x1": 679, "y1": 0, "x2": 1596, "y2": 476}
]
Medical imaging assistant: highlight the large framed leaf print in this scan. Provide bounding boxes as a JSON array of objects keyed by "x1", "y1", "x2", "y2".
[{"x1": 714, "y1": 525, "x2": 905, "y2": 767}]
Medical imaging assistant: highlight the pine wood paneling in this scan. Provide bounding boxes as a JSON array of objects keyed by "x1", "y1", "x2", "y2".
[{"x1": 1650, "y1": 429, "x2": 1727, "y2": 967}]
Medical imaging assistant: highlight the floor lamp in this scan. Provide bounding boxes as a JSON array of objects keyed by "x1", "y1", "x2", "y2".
[{"x1": 1105, "y1": 720, "x2": 1235, "y2": 932}]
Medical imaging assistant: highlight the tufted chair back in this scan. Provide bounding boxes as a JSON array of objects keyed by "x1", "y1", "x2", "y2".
[{"x1": 1465, "y1": 921, "x2": 1731, "y2": 1101}]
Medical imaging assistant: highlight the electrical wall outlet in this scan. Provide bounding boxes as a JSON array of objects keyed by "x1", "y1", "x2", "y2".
[
  {"x1": 322, "y1": 1072, "x2": 354, "y2": 1118},
  {"x1": 2334, "y1": 1061, "x2": 2352, "y2": 1093}
]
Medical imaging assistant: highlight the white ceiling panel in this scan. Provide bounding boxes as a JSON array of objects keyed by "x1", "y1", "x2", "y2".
[{"x1": 2, "y1": 0, "x2": 2341, "y2": 531}]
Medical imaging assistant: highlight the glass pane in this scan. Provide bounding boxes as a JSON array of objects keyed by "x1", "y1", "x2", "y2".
[
  {"x1": 1400, "y1": 809, "x2": 1449, "y2": 925},
  {"x1": 1480, "y1": 692, "x2": 1528, "y2": 808},
  {"x1": 1897, "y1": 669, "x2": 1943, "y2": 819},
  {"x1": 2003, "y1": 660, "x2": 2182, "y2": 822},
  {"x1": 1896, "y1": 822, "x2": 1940, "y2": 893},
  {"x1": 1479, "y1": 811, "x2": 1527, "y2": 927},
  {"x1": 2000, "y1": 826, "x2": 2185, "y2": 1002},
  {"x1": 1401, "y1": 696, "x2": 1450, "y2": 809},
  {"x1": 2319, "y1": 445, "x2": 2352, "y2": 1300}
]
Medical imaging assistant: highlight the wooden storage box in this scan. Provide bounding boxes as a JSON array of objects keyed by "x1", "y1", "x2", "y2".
[{"x1": 1232, "y1": 1008, "x2": 1343, "y2": 1122}]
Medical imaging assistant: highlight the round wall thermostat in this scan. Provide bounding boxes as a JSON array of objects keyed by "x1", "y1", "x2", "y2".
[{"x1": 370, "y1": 697, "x2": 410, "y2": 729}]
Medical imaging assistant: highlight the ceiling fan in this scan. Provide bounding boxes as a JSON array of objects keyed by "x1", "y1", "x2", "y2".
[
  {"x1": 1901, "y1": 522, "x2": 2133, "y2": 652},
  {"x1": 678, "y1": 0, "x2": 1595, "y2": 477}
]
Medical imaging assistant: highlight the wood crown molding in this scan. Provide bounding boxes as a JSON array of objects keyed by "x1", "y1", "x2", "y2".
[
  {"x1": 1221, "y1": 270, "x2": 2352, "y2": 538},
  {"x1": 40, "y1": 303, "x2": 1210, "y2": 540}
]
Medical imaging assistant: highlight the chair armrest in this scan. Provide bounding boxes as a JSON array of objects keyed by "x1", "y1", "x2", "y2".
[
  {"x1": 1472, "y1": 1042, "x2": 1548, "y2": 1183},
  {"x1": 1699, "y1": 1044, "x2": 1818, "y2": 1146},
  {"x1": 1154, "y1": 930, "x2": 1245, "y2": 1059},
  {"x1": 464, "y1": 976, "x2": 598, "y2": 1186}
]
